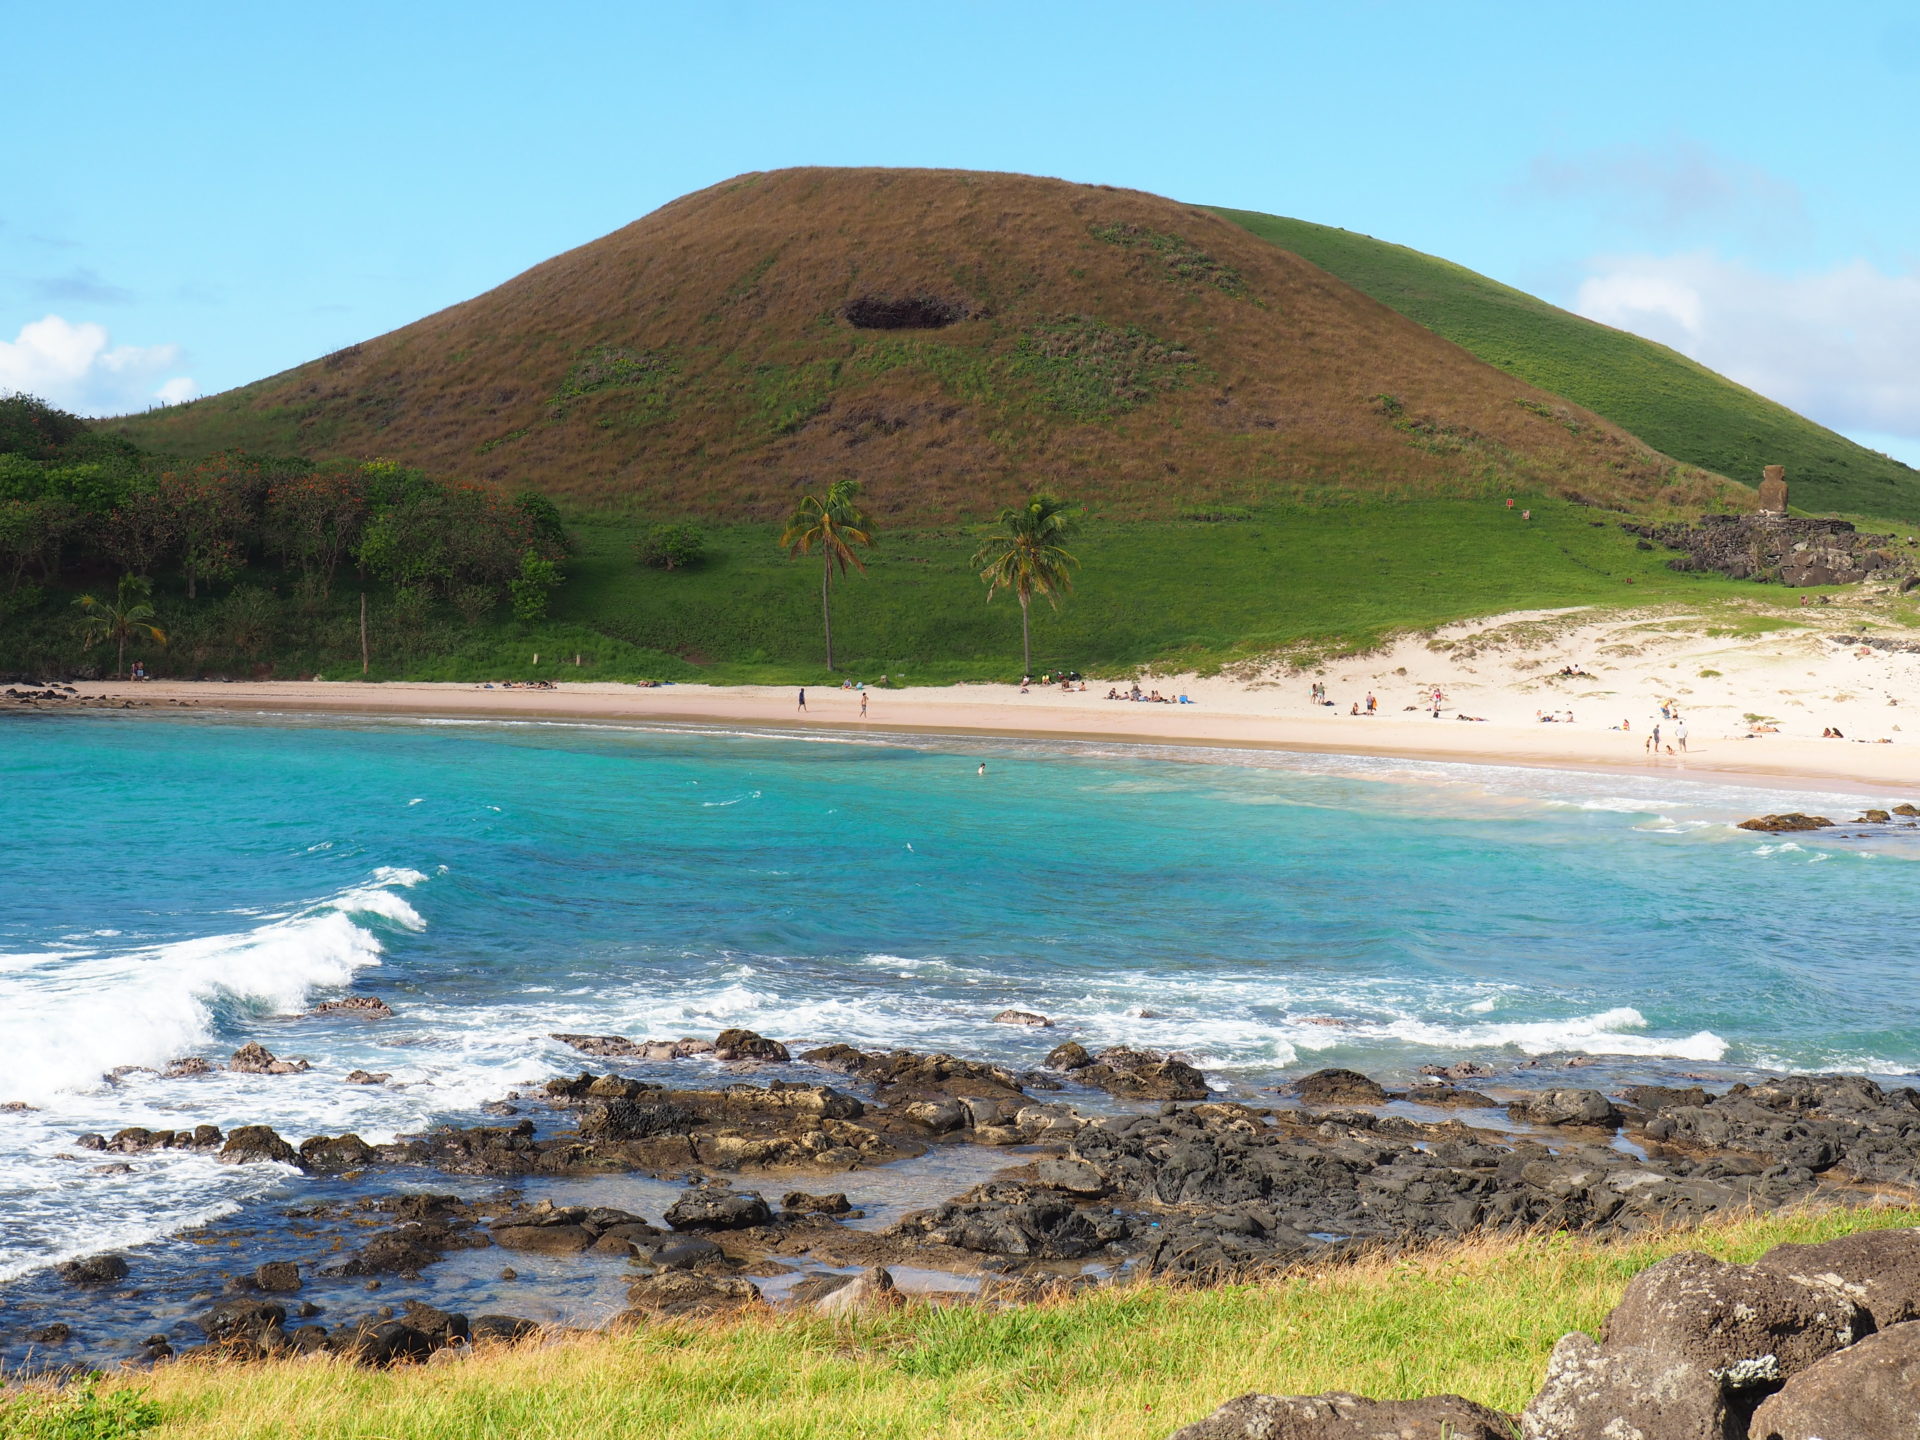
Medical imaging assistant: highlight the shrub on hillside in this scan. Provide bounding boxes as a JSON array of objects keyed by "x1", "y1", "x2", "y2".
[
  {"x1": 637, "y1": 521, "x2": 706, "y2": 571},
  {"x1": 510, "y1": 551, "x2": 561, "y2": 621}
]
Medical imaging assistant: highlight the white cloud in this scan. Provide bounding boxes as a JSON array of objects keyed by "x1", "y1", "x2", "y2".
[
  {"x1": 0, "y1": 314, "x2": 198, "y2": 416},
  {"x1": 1573, "y1": 252, "x2": 1920, "y2": 446},
  {"x1": 1515, "y1": 140, "x2": 1807, "y2": 245}
]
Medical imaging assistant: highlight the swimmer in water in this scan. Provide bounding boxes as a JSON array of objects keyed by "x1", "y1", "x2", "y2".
[{"x1": 978, "y1": 762, "x2": 987, "y2": 776}]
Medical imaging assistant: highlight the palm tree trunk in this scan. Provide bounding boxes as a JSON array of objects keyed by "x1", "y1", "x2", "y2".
[
  {"x1": 1019, "y1": 592, "x2": 1032, "y2": 677},
  {"x1": 116, "y1": 630, "x2": 127, "y2": 679},
  {"x1": 821, "y1": 553, "x2": 834, "y2": 670}
]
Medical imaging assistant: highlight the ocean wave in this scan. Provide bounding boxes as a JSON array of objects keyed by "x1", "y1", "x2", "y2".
[
  {"x1": 0, "y1": 868, "x2": 427, "y2": 1104},
  {"x1": 1372, "y1": 1006, "x2": 1728, "y2": 1061}
]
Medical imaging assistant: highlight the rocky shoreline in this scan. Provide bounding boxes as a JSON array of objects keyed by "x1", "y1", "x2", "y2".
[
  {"x1": 1177, "y1": 1228, "x2": 1920, "y2": 1439},
  {"x1": 8, "y1": 1022, "x2": 1920, "y2": 1381}
]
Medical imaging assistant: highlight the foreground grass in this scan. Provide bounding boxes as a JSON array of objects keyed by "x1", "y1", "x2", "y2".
[
  {"x1": 12, "y1": 1206, "x2": 1918, "y2": 1440},
  {"x1": 1213, "y1": 207, "x2": 1920, "y2": 522}
]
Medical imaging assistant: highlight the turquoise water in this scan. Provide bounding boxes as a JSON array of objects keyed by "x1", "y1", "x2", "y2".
[{"x1": 3, "y1": 710, "x2": 1919, "y2": 1281}]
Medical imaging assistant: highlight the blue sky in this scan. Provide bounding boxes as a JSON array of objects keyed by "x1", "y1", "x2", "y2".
[{"x1": 3, "y1": 0, "x2": 1915, "y2": 463}]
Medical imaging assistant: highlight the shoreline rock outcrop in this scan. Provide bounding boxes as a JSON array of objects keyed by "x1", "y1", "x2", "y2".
[{"x1": 1173, "y1": 1226, "x2": 1920, "y2": 1440}]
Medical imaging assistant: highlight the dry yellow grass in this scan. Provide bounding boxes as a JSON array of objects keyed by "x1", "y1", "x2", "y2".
[
  {"x1": 12, "y1": 1204, "x2": 1918, "y2": 1440},
  {"x1": 110, "y1": 168, "x2": 1737, "y2": 523}
]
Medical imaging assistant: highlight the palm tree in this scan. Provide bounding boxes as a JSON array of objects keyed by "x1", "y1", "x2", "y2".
[
  {"x1": 75, "y1": 575, "x2": 167, "y2": 679},
  {"x1": 780, "y1": 479, "x2": 876, "y2": 670},
  {"x1": 974, "y1": 494, "x2": 1078, "y2": 678}
]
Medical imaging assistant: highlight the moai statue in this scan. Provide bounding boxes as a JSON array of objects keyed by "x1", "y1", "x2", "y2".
[{"x1": 1757, "y1": 465, "x2": 1788, "y2": 514}]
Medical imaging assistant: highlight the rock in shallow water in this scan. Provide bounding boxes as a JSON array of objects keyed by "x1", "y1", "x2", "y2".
[
  {"x1": 1045, "y1": 1040, "x2": 1092, "y2": 1070},
  {"x1": 619, "y1": 1272, "x2": 761, "y2": 1320},
  {"x1": 229, "y1": 1042, "x2": 309, "y2": 1075},
  {"x1": 1289, "y1": 1068, "x2": 1387, "y2": 1106},
  {"x1": 311, "y1": 995, "x2": 393, "y2": 1019},
  {"x1": 992, "y1": 1009, "x2": 1053, "y2": 1028},
  {"x1": 55, "y1": 1253, "x2": 128, "y2": 1286},
  {"x1": 1508, "y1": 1089, "x2": 1622, "y2": 1129},
  {"x1": 664, "y1": 1188, "x2": 773, "y2": 1231},
  {"x1": 1075, "y1": 1047, "x2": 1209, "y2": 1100},
  {"x1": 1736, "y1": 812, "x2": 1834, "y2": 832},
  {"x1": 811, "y1": 1266, "x2": 901, "y2": 1315},
  {"x1": 252, "y1": 1260, "x2": 301, "y2": 1293},
  {"x1": 713, "y1": 1028, "x2": 790, "y2": 1062}
]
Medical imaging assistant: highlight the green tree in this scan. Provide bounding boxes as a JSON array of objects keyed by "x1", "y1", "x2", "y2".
[
  {"x1": 515, "y1": 490, "x2": 573, "y2": 555},
  {"x1": 636, "y1": 520, "x2": 705, "y2": 570},
  {"x1": 974, "y1": 493, "x2": 1079, "y2": 677},
  {"x1": 509, "y1": 551, "x2": 560, "y2": 622},
  {"x1": 268, "y1": 466, "x2": 367, "y2": 600},
  {"x1": 780, "y1": 479, "x2": 876, "y2": 670},
  {"x1": 75, "y1": 575, "x2": 167, "y2": 678}
]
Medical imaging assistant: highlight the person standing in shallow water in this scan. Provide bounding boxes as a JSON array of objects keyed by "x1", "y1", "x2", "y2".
[{"x1": 978, "y1": 761, "x2": 987, "y2": 776}]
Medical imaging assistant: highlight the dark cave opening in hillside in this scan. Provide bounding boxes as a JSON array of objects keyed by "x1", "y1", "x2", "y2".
[{"x1": 841, "y1": 294, "x2": 970, "y2": 330}]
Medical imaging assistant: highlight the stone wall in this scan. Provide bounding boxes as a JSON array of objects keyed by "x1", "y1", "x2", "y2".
[{"x1": 1625, "y1": 514, "x2": 1908, "y2": 587}]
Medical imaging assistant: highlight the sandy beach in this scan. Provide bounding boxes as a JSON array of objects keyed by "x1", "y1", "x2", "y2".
[{"x1": 55, "y1": 604, "x2": 1920, "y2": 796}]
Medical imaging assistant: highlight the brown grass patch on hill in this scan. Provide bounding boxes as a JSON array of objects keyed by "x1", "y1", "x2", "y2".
[{"x1": 110, "y1": 167, "x2": 1739, "y2": 521}]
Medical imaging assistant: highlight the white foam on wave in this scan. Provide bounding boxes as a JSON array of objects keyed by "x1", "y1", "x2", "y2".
[
  {"x1": 1373, "y1": 1005, "x2": 1728, "y2": 1061},
  {"x1": 0, "y1": 869, "x2": 427, "y2": 1104}
]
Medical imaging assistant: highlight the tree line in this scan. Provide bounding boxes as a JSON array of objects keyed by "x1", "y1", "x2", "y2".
[{"x1": 0, "y1": 393, "x2": 569, "y2": 675}]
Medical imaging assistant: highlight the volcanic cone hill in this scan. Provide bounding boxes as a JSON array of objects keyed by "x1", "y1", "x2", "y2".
[
  {"x1": 111, "y1": 168, "x2": 1731, "y2": 521},
  {"x1": 1212, "y1": 206, "x2": 1920, "y2": 520}
]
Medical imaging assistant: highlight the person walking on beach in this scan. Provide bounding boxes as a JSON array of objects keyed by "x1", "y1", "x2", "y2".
[
  {"x1": 1647, "y1": 722, "x2": 1661, "y2": 754},
  {"x1": 860, "y1": 692, "x2": 868, "y2": 718},
  {"x1": 1675, "y1": 717, "x2": 1688, "y2": 752},
  {"x1": 797, "y1": 688, "x2": 807, "y2": 712}
]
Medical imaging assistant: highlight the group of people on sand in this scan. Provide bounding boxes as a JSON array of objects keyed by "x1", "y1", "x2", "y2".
[
  {"x1": 1309, "y1": 683, "x2": 1457, "y2": 719},
  {"x1": 1537, "y1": 709, "x2": 1576, "y2": 724},
  {"x1": 1022, "y1": 673, "x2": 1088, "y2": 693},
  {"x1": 1639, "y1": 718, "x2": 1688, "y2": 753},
  {"x1": 1555, "y1": 665, "x2": 1594, "y2": 679},
  {"x1": 797, "y1": 687, "x2": 871, "y2": 717},
  {"x1": 1104, "y1": 685, "x2": 1190, "y2": 704},
  {"x1": 480, "y1": 679, "x2": 556, "y2": 691}
]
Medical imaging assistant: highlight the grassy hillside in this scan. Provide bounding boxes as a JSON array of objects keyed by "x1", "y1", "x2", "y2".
[
  {"x1": 553, "y1": 495, "x2": 1772, "y2": 683},
  {"x1": 12, "y1": 1207, "x2": 1918, "y2": 1440},
  {"x1": 1212, "y1": 207, "x2": 1920, "y2": 520},
  {"x1": 106, "y1": 168, "x2": 1725, "y2": 522},
  {"x1": 0, "y1": 494, "x2": 1787, "y2": 684}
]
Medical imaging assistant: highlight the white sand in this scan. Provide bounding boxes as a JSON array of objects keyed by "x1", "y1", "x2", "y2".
[{"x1": 67, "y1": 600, "x2": 1920, "y2": 796}]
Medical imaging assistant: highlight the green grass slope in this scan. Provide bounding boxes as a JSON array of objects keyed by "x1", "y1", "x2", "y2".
[
  {"x1": 0, "y1": 495, "x2": 1790, "y2": 684},
  {"x1": 553, "y1": 496, "x2": 1779, "y2": 684},
  {"x1": 1210, "y1": 207, "x2": 1920, "y2": 520}
]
